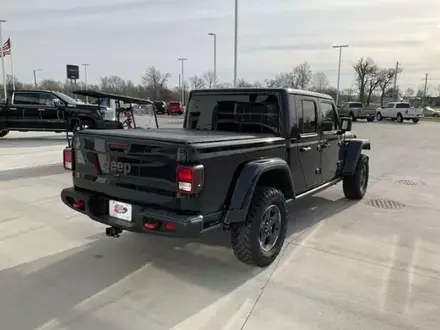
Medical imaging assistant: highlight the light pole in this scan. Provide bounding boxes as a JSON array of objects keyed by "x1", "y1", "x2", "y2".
[
  {"x1": 333, "y1": 44, "x2": 349, "y2": 106},
  {"x1": 81, "y1": 63, "x2": 90, "y2": 103},
  {"x1": 393, "y1": 61, "x2": 399, "y2": 101},
  {"x1": 33, "y1": 69, "x2": 42, "y2": 87},
  {"x1": 208, "y1": 33, "x2": 217, "y2": 87},
  {"x1": 233, "y1": 0, "x2": 238, "y2": 87},
  {"x1": 0, "y1": 20, "x2": 7, "y2": 99},
  {"x1": 178, "y1": 58, "x2": 188, "y2": 104}
]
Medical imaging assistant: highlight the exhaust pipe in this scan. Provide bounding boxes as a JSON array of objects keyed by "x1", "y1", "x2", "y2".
[{"x1": 105, "y1": 226, "x2": 123, "y2": 238}]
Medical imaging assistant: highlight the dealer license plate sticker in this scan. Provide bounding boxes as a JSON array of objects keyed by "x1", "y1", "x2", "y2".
[{"x1": 109, "y1": 200, "x2": 132, "y2": 221}]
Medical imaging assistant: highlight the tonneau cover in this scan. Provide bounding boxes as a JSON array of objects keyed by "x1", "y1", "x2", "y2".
[{"x1": 79, "y1": 128, "x2": 270, "y2": 144}]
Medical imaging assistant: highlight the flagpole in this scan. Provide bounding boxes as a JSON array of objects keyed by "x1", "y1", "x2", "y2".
[
  {"x1": 9, "y1": 40, "x2": 15, "y2": 90},
  {"x1": 0, "y1": 20, "x2": 7, "y2": 99}
]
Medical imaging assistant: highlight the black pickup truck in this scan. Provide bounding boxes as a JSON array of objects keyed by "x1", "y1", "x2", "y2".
[
  {"x1": 0, "y1": 89, "x2": 121, "y2": 137},
  {"x1": 61, "y1": 88, "x2": 371, "y2": 267}
]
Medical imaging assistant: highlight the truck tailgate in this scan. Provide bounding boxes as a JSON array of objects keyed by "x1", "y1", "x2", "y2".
[{"x1": 72, "y1": 130, "x2": 188, "y2": 209}]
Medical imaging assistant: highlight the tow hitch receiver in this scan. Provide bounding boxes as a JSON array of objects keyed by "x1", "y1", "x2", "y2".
[{"x1": 106, "y1": 226, "x2": 123, "y2": 238}]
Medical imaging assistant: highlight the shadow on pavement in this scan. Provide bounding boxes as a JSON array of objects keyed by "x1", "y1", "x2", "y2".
[
  {"x1": 0, "y1": 194, "x2": 355, "y2": 330},
  {"x1": 0, "y1": 136, "x2": 67, "y2": 148}
]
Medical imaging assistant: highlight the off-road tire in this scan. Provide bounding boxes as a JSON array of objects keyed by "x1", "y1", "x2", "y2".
[
  {"x1": 0, "y1": 129, "x2": 9, "y2": 137},
  {"x1": 343, "y1": 154, "x2": 369, "y2": 200},
  {"x1": 412, "y1": 118, "x2": 419, "y2": 123},
  {"x1": 396, "y1": 113, "x2": 403, "y2": 123},
  {"x1": 230, "y1": 186, "x2": 288, "y2": 267},
  {"x1": 367, "y1": 117, "x2": 374, "y2": 122},
  {"x1": 376, "y1": 112, "x2": 383, "y2": 121}
]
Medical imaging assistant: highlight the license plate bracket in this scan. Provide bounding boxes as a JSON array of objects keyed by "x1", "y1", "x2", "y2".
[{"x1": 109, "y1": 200, "x2": 132, "y2": 221}]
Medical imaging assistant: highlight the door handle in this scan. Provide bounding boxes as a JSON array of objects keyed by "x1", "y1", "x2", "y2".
[{"x1": 300, "y1": 146, "x2": 311, "y2": 152}]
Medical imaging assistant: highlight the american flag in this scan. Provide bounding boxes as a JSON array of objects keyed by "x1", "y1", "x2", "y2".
[{"x1": 0, "y1": 38, "x2": 11, "y2": 57}]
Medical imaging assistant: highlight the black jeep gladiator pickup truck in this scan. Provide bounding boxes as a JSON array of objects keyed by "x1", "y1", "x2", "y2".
[
  {"x1": 61, "y1": 88, "x2": 371, "y2": 267},
  {"x1": 0, "y1": 89, "x2": 121, "y2": 137}
]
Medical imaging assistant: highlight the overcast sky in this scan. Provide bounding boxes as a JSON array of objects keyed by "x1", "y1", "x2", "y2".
[{"x1": 2, "y1": 0, "x2": 440, "y2": 92}]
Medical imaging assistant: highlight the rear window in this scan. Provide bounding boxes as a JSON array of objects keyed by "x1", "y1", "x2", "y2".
[
  {"x1": 185, "y1": 93, "x2": 280, "y2": 134},
  {"x1": 396, "y1": 103, "x2": 410, "y2": 108},
  {"x1": 349, "y1": 103, "x2": 363, "y2": 108}
]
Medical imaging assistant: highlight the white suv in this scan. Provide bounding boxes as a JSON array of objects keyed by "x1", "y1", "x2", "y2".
[{"x1": 376, "y1": 102, "x2": 424, "y2": 123}]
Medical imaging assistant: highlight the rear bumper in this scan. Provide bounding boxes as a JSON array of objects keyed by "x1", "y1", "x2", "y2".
[
  {"x1": 404, "y1": 114, "x2": 424, "y2": 119},
  {"x1": 61, "y1": 187, "x2": 204, "y2": 238}
]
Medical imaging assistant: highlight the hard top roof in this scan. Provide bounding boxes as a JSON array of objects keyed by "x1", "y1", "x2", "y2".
[{"x1": 190, "y1": 87, "x2": 333, "y2": 100}]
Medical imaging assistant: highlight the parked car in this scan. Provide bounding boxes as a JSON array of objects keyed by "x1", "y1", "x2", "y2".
[
  {"x1": 376, "y1": 102, "x2": 424, "y2": 123},
  {"x1": 154, "y1": 101, "x2": 167, "y2": 114},
  {"x1": 0, "y1": 89, "x2": 122, "y2": 138},
  {"x1": 60, "y1": 87, "x2": 371, "y2": 267},
  {"x1": 338, "y1": 102, "x2": 376, "y2": 122},
  {"x1": 423, "y1": 106, "x2": 440, "y2": 118},
  {"x1": 166, "y1": 101, "x2": 184, "y2": 115}
]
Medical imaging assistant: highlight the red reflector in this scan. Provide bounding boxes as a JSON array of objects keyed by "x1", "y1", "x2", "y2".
[
  {"x1": 165, "y1": 223, "x2": 176, "y2": 231},
  {"x1": 177, "y1": 166, "x2": 193, "y2": 182},
  {"x1": 144, "y1": 222, "x2": 160, "y2": 230},
  {"x1": 72, "y1": 200, "x2": 85, "y2": 209}
]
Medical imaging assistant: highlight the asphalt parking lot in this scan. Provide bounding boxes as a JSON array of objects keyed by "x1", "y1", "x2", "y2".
[{"x1": 0, "y1": 118, "x2": 439, "y2": 330}]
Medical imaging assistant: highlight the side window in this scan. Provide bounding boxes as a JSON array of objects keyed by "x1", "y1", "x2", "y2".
[
  {"x1": 13, "y1": 92, "x2": 40, "y2": 105},
  {"x1": 385, "y1": 103, "x2": 392, "y2": 109},
  {"x1": 301, "y1": 100, "x2": 317, "y2": 134},
  {"x1": 39, "y1": 93, "x2": 57, "y2": 107},
  {"x1": 320, "y1": 101, "x2": 339, "y2": 131},
  {"x1": 289, "y1": 94, "x2": 298, "y2": 137}
]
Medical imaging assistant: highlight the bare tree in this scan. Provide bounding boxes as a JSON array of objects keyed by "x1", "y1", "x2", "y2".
[
  {"x1": 100, "y1": 75, "x2": 127, "y2": 94},
  {"x1": 237, "y1": 79, "x2": 253, "y2": 87},
  {"x1": 142, "y1": 66, "x2": 171, "y2": 99},
  {"x1": 202, "y1": 71, "x2": 218, "y2": 88},
  {"x1": 365, "y1": 72, "x2": 382, "y2": 106},
  {"x1": 265, "y1": 72, "x2": 295, "y2": 88},
  {"x1": 344, "y1": 88, "x2": 355, "y2": 102},
  {"x1": 377, "y1": 68, "x2": 402, "y2": 105},
  {"x1": 404, "y1": 87, "x2": 415, "y2": 98},
  {"x1": 353, "y1": 57, "x2": 378, "y2": 103},
  {"x1": 293, "y1": 62, "x2": 312, "y2": 90},
  {"x1": 311, "y1": 72, "x2": 329, "y2": 92},
  {"x1": 189, "y1": 75, "x2": 206, "y2": 90}
]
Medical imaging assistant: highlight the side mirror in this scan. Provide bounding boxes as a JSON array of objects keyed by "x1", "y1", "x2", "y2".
[{"x1": 339, "y1": 117, "x2": 352, "y2": 133}]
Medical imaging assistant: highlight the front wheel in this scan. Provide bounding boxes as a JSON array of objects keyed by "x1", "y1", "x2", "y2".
[
  {"x1": 0, "y1": 129, "x2": 9, "y2": 137},
  {"x1": 230, "y1": 186, "x2": 288, "y2": 267},
  {"x1": 396, "y1": 113, "x2": 403, "y2": 123},
  {"x1": 412, "y1": 118, "x2": 420, "y2": 123},
  {"x1": 343, "y1": 154, "x2": 369, "y2": 200},
  {"x1": 376, "y1": 112, "x2": 383, "y2": 121}
]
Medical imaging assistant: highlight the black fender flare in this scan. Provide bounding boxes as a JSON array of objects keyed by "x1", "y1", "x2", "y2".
[
  {"x1": 223, "y1": 158, "x2": 295, "y2": 225},
  {"x1": 342, "y1": 138, "x2": 371, "y2": 175}
]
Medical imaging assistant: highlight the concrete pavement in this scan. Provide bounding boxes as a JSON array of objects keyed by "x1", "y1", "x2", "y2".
[{"x1": 0, "y1": 119, "x2": 439, "y2": 329}]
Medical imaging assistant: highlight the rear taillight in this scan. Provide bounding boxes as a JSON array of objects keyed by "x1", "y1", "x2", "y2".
[
  {"x1": 63, "y1": 147, "x2": 75, "y2": 170},
  {"x1": 176, "y1": 165, "x2": 204, "y2": 194}
]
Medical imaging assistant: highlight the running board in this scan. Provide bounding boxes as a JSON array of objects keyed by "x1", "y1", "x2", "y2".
[{"x1": 287, "y1": 177, "x2": 342, "y2": 204}]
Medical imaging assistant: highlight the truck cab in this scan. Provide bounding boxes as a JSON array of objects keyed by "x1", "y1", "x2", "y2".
[{"x1": 376, "y1": 102, "x2": 424, "y2": 123}]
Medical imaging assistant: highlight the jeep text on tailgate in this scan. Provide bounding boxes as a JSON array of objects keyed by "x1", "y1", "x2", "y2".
[{"x1": 61, "y1": 88, "x2": 371, "y2": 267}]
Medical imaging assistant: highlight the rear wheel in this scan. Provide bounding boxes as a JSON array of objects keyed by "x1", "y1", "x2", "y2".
[
  {"x1": 230, "y1": 186, "x2": 287, "y2": 267},
  {"x1": 0, "y1": 129, "x2": 9, "y2": 137},
  {"x1": 412, "y1": 118, "x2": 420, "y2": 123},
  {"x1": 343, "y1": 154, "x2": 369, "y2": 200},
  {"x1": 350, "y1": 112, "x2": 357, "y2": 121},
  {"x1": 396, "y1": 113, "x2": 403, "y2": 123},
  {"x1": 433, "y1": 114, "x2": 439, "y2": 118}
]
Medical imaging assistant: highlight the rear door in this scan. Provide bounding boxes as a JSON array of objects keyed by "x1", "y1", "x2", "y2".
[
  {"x1": 318, "y1": 100, "x2": 341, "y2": 183},
  {"x1": 293, "y1": 95, "x2": 322, "y2": 191}
]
